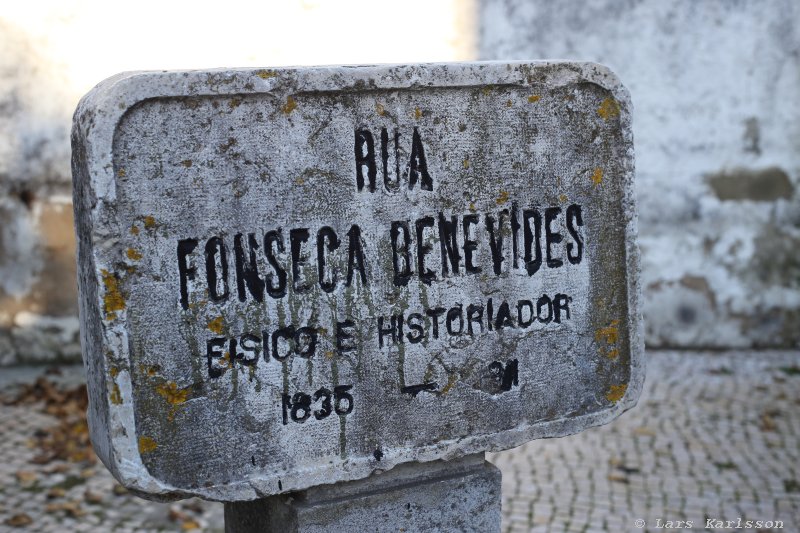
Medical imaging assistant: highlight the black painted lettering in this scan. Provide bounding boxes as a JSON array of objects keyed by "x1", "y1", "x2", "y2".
[
  {"x1": 566, "y1": 204, "x2": 584, "y2": 265},
  {"x1": 463, "y1": 214, "x2": 481, "y2": 274},
  {"x1": 236, "y1": 334, "x2": 261, "y2": 365},
  {"x1": 523, "y1": 209, "x2": 542, "y2": 276},
  {"x1": 510, "y1": 203, "x2": 520, "y2": 269},
  {"x1": 334, "y1": 385, "x2": 354, "y2": 415},
  {"x1": 438, "y1": 212, "x2": 461, "y2": 276},
  {"x1": 553, "y1": 293, "x2": 572, "y2": 323},
  {"x1": 204, "y1": 237, "x2": 229, "y2": 302},
  {"x1": 415, "y1": 216, "x2": 436, "y2": 286},
  {"x1": 467, "y1": 304, "x2": 484, "y2": 335},
  {"x1": 264, "y1": 229, "x2": 287, "y2": 299},
  {"x1": 317, "y1": 226, "x2": 339, "y2": 293},
  {"x1": 425, "y1": 307, "x2": 446, "y2": 339},
  {"x1": 390, "y1": 221, "x2": 413, "y2": 286},
  {"x1": 206, "y1": 337, "x2": 227, "y2": 378},
  {"x1": 290, "y1": 392, "x2": 312, "y2": 422},
  {"x1": 294, "y1": 326, "x2": 318, "y2": 358},
  {"x1": 486, "y1": 210, "x2": 507, "y2": 275},
  {"x1": 536, "y1": 295, "x2": 553, "y2": 323},
  {"x1": 517, "y1": 300, "x2": 534, "y2": 328},
  {"x1": 290, "y1": 228, "x2": 311, "y2": 293},
  {"x1": 494, "y1": 301, "x2": 514, "y2": 330},
  {"x1": 407, "y1": 127, "x2": 433, "y2": 190},
  {"x1": 545, "y1": 207, "x2": 564, "y2": 268},
  {"x1": 406, "y1": 313, "x2": 425, "y2": 344},
  {"x1": 313, "y1": 388, "x2": 332, "y2": 420},
  {"x1": 177, "y1": 238, "x2": 198, "y2": 310},
  {"x1": 346, "y1": 224, "x2": 368, "y2": 287},
  {"x1": 487, "y1": 298, "x2": 494, "y2": 331},
  {"x1": 336, "y1": 320, "x2": 356, "y2": 353},
  {"x1": 381, "y1": 128, "x2": 400, "y2": 192},
  {"x1": 377, "y1": 316, "x2": 396, "y2": 348},
  {"x1": 446, "y1": 304, "x2": 464, "y2": 336},
  {"x1": 354, "y1": 128, "x2": 376, "y2": 192},
  {"x1": 272, "y1": 326, "x2": 295, "y2": 361},
  {"x1": 234, "y1": 233, "x2": 265, "y2": 302}
]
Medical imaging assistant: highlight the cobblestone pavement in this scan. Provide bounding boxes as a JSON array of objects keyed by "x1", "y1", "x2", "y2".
[{"x1": 1, "y1": 350, "x2": 798, "y2": 532}]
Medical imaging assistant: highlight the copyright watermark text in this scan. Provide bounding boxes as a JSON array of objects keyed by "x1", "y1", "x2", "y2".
[{"x1": 634, "y1": 518, "x2": 785, "y2": 529}]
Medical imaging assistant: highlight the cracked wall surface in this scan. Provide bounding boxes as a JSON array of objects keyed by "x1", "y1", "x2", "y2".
[{"x1": 480, "y1": 0, "x2": 800, "y2": 348}]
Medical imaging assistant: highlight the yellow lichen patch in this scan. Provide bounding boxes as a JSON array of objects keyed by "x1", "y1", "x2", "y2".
[
  {"x1": 462, "y1": 158, "x2": 470, "y2": 169},
  {"x1": 480, "y1": 86, "x2": 492, "y2": 96},
  {"x1": 228, "y1": 97, "x2": 242, "y2": 109},
  {"x1": 126, "y1": 248, "x2": 142, "y2": 261},
  {"x1": 138, "y1": 436, "x2": 157, "y2": 454},
  {"x1": 325, "y1": 350, "x2": 335, "y2": 359},
  {"x1": 295, "y1": 177, "x2": 305, "y2": 185},
  {"x1": 606, "y1": 384, "x2": 628, "y2": 403},
  {"x1": 505, "y1": 99, "x2": 513, "y2": 107},
  {"x1": 414, "y1": 107, "x2": 422, "y2": 119},
  {"x1": 109, "y1": 367, "x2": 120, "y2": 378},
  {"x1": 527, "y1": 94, "x2": 541, "y2": 103},
  {"x1": 440, "y1": 374, "x2": 458, "y2": 395},
  {"x1": 130, "y1": 225, "x2": 139, "y2": 235},
  {"x1": 117, "y1": 168, "x2": 126, "y2": 178},
  {"x1": 207, "y1": 316, "x2": 225, "y2": 334},
  {"x1": 181, "y1": 160, "x2": 193, "y2": 168},
  {"x1": 559, "y1": 194, "x2": 568, "y2": 203},
  {"x1": 282, "y1": 96, "x2": 297, "y2": 115},
  {"x1": 469, "y1": 202, "x2": 476, "y2": 212},
  {"x1": 156, "y1": 381, "x2": 189, "y2": 406},
  {"x1": 607, "y1": 348, "x2": 620, "y2": 360},
  {"x1": 591, "y1": 167, "x2": 604, "y2": 187},
  {"x1": 595, "y1": 319, "x2": 620, "y2": 345},
  {"x1": 110, "y1": 383, "x2": 123, "y2": 405},
  {"x1": 256, "y1": 69, "x2": 277, "y2": 79},
  {"x1": 597, "y1": 97, "x2": 620, "y2": 120},
  {"x1": 139, "y1": 364, "x2": 159, "y2": 377},
  {"x1": 375, "y1": 103, "x2": 386, "y2": 116},
  {"x1": 101, "y1": 270, "x2": 125, "y2": 319},
  {"x1": 143, "y1": 216, "x2": 156, "y2": 229},
  {"x1": 496, "y1": 190, "x2": 510, "y2": 205}
]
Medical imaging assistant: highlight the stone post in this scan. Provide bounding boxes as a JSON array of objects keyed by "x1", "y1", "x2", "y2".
[{"x1": 223, "y1": 454, "x2": 501, "y2": 533}]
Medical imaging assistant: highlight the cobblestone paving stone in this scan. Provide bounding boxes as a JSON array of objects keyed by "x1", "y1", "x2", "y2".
[
  {"x1": 1, "y1": 350, "x2": 798, "y2": 532},
  {"x1": 489, "y1": 350, "x2": 800, "y2": 533}
]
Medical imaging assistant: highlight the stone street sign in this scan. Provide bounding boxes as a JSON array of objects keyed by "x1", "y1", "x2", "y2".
[{"x1": 72, "y1": 62, "x2": 643, "y2": 501}]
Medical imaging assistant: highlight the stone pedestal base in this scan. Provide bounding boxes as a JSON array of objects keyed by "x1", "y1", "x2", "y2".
[{"x1": 224, "y1": 454, "x2": 501, "y2": 533}]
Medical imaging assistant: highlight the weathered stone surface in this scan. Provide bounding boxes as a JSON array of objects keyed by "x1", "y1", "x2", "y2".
[
  {"x1": 72, "y1": 62, "x2": 642, "y2": 501},
  {"x1": 480, "y1": 0, "x2": 800, "y2": 349},
  {"x1": 223, "y1": 454, "x2": 501, "y2": 533}
]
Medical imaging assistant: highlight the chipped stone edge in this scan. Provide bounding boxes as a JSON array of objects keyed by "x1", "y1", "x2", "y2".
[{"x1": 71, "y1": 61, "x2": 643, "y2": 502}]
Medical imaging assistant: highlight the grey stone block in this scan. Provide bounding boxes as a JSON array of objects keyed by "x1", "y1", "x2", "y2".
[
  {"x1": 224, "y1": 454, "x2": 501, "y2": 533},
  {"x1": 72, "y1": 61, "x2": 642, "y2": 501}
]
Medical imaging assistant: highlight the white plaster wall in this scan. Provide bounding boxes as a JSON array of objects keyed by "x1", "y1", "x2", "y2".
[
  {"x1": 0, "y1": 0, "x2": 476, "y2": 364},
  {"x1": 480, "y1": 0, "x2": 800, "y2": 348}
]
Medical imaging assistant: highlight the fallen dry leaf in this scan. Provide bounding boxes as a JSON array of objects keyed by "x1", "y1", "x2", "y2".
[
  {"x1": 5, "y1": 513, "x2": 33, "y2": 527},
  {"x1": 15, "y1": 470, "x2": 37, "y2": 486},
  {"x1": 47, "y1": 487, "x2": 67, "y2": 499},
  {"x1": 182, "y1": 520, "x2": 201, "y2": 530},
  {"x1": 84, "y1": 489, "x2": 104, "y2": 504}
]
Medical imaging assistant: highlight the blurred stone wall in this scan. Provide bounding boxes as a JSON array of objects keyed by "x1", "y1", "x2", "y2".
[
  {"x1": 0, "y1": 20, "x2": 79, "y2": 364},
  {"x1": 480, "y1": 0, "x2": 800, "y2": 348},
  {"x1": 0, "y1": 0, "x2": 476, "y2": 365}
]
